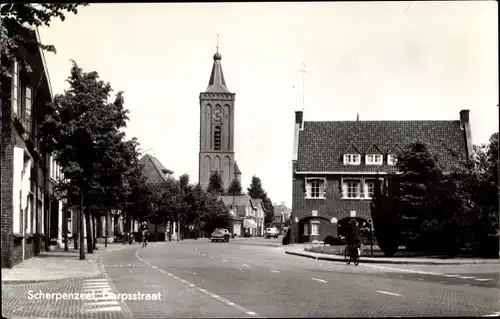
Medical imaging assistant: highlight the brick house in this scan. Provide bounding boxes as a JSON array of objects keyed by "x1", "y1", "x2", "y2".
[
  {"x1": 272, "y1": 202, "x2": 291, "y2": 231},
  {"x1": 290, "y1": 109, "x2": 473, "y2": 244},
  {"x1": 135, "y1": 154, "x2": 175, "y2": 240},
  {"x1": 1, "y1": 27, "x2": 54, "y2": 267},
  {"x1": 219, "y1": 195, "x2": 266, "y2": 237}
]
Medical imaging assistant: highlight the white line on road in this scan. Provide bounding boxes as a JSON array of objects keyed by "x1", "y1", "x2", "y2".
[
  {"x1": 85, "y1": 306, "x2": 121, "y2": 312},
  {"x1": 377, "y1": 290, "x2": 403, "y2": 297},
  {"x1": 242, "y1": 264, "x2": 250, "y2": 267},
  {"x1": 459, "y1": 276, "x2": 475, "y2": 279},
  {"x1": 223, "y1": 260, "x2": 228, "y2": 262},
  {"x1": 270, "y1": 270, "x2": 280, "y2": 273},
  {"x1": 312, "y1": 278, "x2": 327, "y2": 283},
  {"x1": 134, "y1": 249, "x2": 261, "y2": 318},
  {"x1": 366, "y1": 264, "x2": 439, "y2": 275},
  {"x1": 444, "y1": 274, "x2": 461, "y2": 277},
  {"x1": 84, "y1": 279, "x2": 108, "y2": 282},
  {"x1": 475, "y1": 278, "x2": 493, "y2": 282},
  {"x1": 483, "y1": 312, "x2": 500, "y2": 317},
  {"x1": 85, "y1": 301, "x2": 119, "y2": 306},
  {"x1": 210, "y1": 257, "x2": 214, "y2": 259},
  {"x1": 417, "y1": 278, "x2": 424, "y2": 281}
]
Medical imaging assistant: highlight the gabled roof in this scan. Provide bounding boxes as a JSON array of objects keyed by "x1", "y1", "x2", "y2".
[
  {"x1": 297, "y1": 120, "x2": 467, "y2": 173},
  {"x1": 343, "y1": 143, "x2": 361, "y2": 154},
  {"x1": 219, "y1": 195, "x2": 252, "y2": 207},
  {"x1": 387, "y1": 143, "x2": 404, "y2": 154},
  {"x1": 250, "y1": 198, "x2": 266, "y2": 212},
  {"x1": 139, "y1": 154, "x2": 174, "y2": 184},
  {"x1": 365, "y1": 144, "x2": 383, "y2": 155},
  {"x1": 234, "y1": 161, "x2": 241, "y2": 174},
  {"x1": 206, "y1": 51, "x2": 230, "y2": 93}
]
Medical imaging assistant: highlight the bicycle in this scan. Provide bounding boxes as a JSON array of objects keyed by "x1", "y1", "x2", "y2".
[
  {"x1": 344, "y1": 243, "x2": 360, "y2": 266},
  {"x1": 142, "y1": 231, "x2": 148, "y2": 248}
]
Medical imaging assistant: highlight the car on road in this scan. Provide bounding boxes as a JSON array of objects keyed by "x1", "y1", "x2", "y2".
[
  {"x1": 265, "y1": 227, "x2": 279, "y2": 239},
  {"x1": 211, "y1": 228, "x2": 230, "y2": 242}
]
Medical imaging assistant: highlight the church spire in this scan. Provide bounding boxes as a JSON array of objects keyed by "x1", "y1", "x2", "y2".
[{"x1": 206, "y1": 35, "x2": 229, "y2": 93}]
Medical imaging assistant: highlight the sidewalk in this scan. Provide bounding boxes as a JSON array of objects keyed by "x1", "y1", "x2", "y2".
[
  {"x1": 284, "y1": 245, "x2": 500, "y2": 265},
  {"x1": 1, "y1": 243, "x2": 137, "y2": 284}
]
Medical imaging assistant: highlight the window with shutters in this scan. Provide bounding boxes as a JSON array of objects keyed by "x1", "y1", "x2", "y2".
[
  {"x1": 305, "y1": 178, "x2": 326, "y2": 199},
  {"x1": 214, "y1": 126, "x2": 221, "y2": 150}
]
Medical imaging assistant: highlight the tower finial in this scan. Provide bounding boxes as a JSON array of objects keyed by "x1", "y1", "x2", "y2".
[
  {"x1": 213, "y1": 34, "x2": 222, "y2": 60},
  {"x1": 216, "y1": 33, "x2": 219, "y2": 53}
]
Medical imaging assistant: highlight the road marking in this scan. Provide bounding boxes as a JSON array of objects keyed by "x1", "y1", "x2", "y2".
[
  {"x1": 86, "y1": 301, "x2": 119, "y2": 306},
  {"x1": 210, "y1": 257, "x2": 214, "y2": 259},
  {"x1": 223, "y1": 260, "x2": 228, "y2": 262},
  {"x1": 475, "y1": 278, "x2": 493, "y2": 282},
  {"x1": 312, "y1": 278, "x2": 327, "y2": 283},
  {"x1": 483, "y1": 312, "x2": 500, "y2": 317},
  {"x1": 85, "y1": 306, "x2": 121, "y2": 312},
  {"x1": 85, "y1": 279, "x2": 108, "y2": 282},
  {"x1": 459, "y1": 276, "x2": 475, "y2": 279},
  {"x1": 377, "y1": 290, "x2": 403, "y2": 297},
  {"x1": 367, "y1": 264, "x2": 439, "y2": 275},
  {"x1": 135, "y1": 249, "x2": 261, "y2": 317},
  {"x1": 444, "y1": 274, "x2": 461, "y2": 277},
  {"x1": 417, "y1": 278, "x2": 424, "y2": 281},
  {"x1": 242, "y1": 264, "x2": 250, "y2": 267},
  {"x1": 270, "y1": 270, "x2": 280, "y2": 273},
  {"x1": 440, "y1": 281, "x2": 446, "y2": 283},
  {"x1": 464, "y1": 284, "x2": 470, "y2": 286},
  {"x1": 151, "y1": 265, "x2": 158, "y2": 269}
]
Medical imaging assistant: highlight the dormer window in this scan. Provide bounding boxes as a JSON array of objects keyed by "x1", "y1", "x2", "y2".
[
  {"x1": 366, "y1": 154, "x2": 383, "y2": 165},
  {"x1": 343, "y1": 154, "x2": 361, "y2": 165},
  {"x1": 387, "y1": 154, "x2": 397, "y2": 166}
]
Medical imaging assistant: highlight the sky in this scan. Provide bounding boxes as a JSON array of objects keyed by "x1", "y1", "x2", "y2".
[{"x1": 39, "y1": 2, "x2": 498, "y2": 208}]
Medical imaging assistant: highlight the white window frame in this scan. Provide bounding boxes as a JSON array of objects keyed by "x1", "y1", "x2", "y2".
[
  {"x1": 343, "y1": 154, "x2": 361, "y2": 165},
  {"x1": 12, "y1": 60, "x2": 19, "y2": 116},
  {"x1": 305, "y1": 178, "x2": 326, "y2": 199},
  {"x1": 310, "y1": 221, "x2": 319, "y2": 236},
  {"x1": 387, "y1": 154, "x2": 397, "y2": 166},
  {"x1": 365, "y1": 154, "x2": 383, "y2": 165},
  {"x1": 364, "y1": 179, "x2": 376, "y2": 199},
  {"x1": 341, "y1": 178, "x2": 362, "y2": 199},
  {"x1": 25, "y1": 85, "x2": 33, "y2": 135}
]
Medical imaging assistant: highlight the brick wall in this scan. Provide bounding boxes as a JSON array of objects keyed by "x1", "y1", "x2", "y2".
[{"x1": 291, "y1": 174, "x2": 373, "y2": 243}]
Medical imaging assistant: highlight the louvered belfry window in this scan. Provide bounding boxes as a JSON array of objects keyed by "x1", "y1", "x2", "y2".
[{"x1": 214, "y1": 126, "x2": 221, "y2": 150}]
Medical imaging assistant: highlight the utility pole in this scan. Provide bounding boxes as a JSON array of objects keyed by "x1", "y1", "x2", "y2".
[
  {"x1": 79, "y1": 194, "x2": 85, "y2": 260},
  {"x1": 300, "y1": 62, "x2": 307, "y2": 112}
]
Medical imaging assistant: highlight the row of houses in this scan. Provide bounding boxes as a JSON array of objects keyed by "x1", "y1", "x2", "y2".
[{"x1": 289, "y1": 109, "x2": 474, "y2": 243}]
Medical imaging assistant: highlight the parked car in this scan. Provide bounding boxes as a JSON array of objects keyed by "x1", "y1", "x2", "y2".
[
  {"x1": 211, "y1": 228, "x2": 230, "y2": 242},
  {"x1": 265, "y1": 227, "x2": 279, "y2": 239}
]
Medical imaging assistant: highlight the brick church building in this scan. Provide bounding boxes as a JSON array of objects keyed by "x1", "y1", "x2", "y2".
[
  {"x1": 198, "y1": 49, "x2": 242, "y2": 190},
  {"x1": 289, "y1": 109, "x2": 473, "y2": 244}
]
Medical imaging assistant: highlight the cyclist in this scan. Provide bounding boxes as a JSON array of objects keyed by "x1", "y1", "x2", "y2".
[
  {"x1": 140, "y1": 221, "x2": 149, "y2": 247},
  {"x1": 347, "y1": 219, "x2": 361, "y2": 260}
]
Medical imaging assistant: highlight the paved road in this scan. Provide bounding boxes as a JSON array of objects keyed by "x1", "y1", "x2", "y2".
[
  {"x1": 3, "y1": 238, "x2": 499, "y2": 318},
  {"x1": 106, "y1": 238, "x2": 499, "y2": 318}
]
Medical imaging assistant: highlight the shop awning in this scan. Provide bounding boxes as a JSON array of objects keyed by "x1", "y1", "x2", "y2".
[{"x1": 244, "y1": 219, "x2": 257, "y2": 229}]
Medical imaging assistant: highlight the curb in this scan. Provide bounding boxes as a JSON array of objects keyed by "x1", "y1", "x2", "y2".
[{"x1": 285, "y1": 251, "x2": 500, "y2": 265}]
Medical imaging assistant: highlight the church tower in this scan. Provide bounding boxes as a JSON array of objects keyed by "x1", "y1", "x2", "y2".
[{"x1": 199, "y1": 48, "x2": 236, "y2": 190}]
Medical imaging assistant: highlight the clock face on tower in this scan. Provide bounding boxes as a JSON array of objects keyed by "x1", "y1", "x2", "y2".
[{"x1": 213, "y1": 110, "x2": 222, "y2": 121}]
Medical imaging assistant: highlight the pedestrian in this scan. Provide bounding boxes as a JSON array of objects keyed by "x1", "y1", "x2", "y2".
[{"x1": 140, "y1": 221, "x2": 149, "y2": 246}]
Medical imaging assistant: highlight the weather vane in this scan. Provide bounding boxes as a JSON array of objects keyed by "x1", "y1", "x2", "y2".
[{"x1": 216, "y1": 34, "x2": 219, "y2": 53}]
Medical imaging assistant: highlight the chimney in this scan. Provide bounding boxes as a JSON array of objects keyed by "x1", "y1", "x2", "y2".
[
  {"x1": 459, "y1": 109, "x2": 473, "y2": 159},
  {"x1": 460, "y1": 109, "x2": 470, "y2": 125},
  {"x1": 295, "y1": 110, "x2": 303, "y2": 129}
]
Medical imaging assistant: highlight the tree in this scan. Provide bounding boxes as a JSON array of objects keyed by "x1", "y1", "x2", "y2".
[
  {"x1": 227, "y1": 178, "x2": 243, "y2": 196},
  {"x1": 207, "y1": 171, "x2": 224, "y2": 195},
  {"x1": 40, "y1": 61, "x2": 135, "y2": 258},
  {"x1": 396, "y1": 142, "x2": 444, "y2": 247},
  {"x1": 247, "y1": 175, "x2": 274, "y2": 225},
  {"x1": 1, "y1": 3, "x2": 87, "y2": 78},
  {"x1": 370, "y1": 176, "x2": 402, "y2": 257}
]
